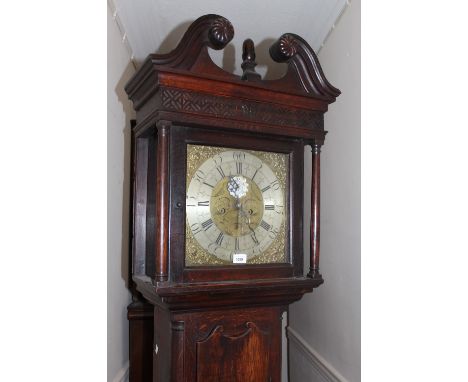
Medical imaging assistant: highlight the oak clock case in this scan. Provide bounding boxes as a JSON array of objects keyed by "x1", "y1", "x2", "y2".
[
  {"x1": 168, "y1": 127, "x2": 304, "y2": 283},
  {"x1": 125, "y1": 13, "x2": 340, "y2": 382}
]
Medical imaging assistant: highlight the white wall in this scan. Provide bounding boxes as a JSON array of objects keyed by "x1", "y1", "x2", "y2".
[
  {"x1": 289, "y1": 1, "x2": 361, "y2": 381},
  {"x1": 107, "y1": 4, "x2": 136, "y2": 381},
  {"x1": 107, "y1": 2, "x2": 359, "y2": 380}
]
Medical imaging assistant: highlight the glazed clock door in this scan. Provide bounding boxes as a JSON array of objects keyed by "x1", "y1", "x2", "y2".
[{"x1": 168, "y1": 126, "x2": 305, "y2": 282}]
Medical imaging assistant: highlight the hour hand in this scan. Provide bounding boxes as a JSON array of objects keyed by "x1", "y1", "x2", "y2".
[{"x1": 249, "y1": 226, "x2": 260, "y2": 245}]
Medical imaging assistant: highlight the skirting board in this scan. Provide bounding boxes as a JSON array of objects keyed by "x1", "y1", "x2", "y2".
[
  {"x1": 112, "y1": 361, "x2": 129, "y2": 382},
  {"x1": 287, "y1": 327, "x2": 349, "y2": 382}
]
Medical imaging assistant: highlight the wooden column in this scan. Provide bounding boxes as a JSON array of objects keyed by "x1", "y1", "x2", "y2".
[
  {"x1": 155, "y1": 121, "x2": 170, "y2": 282},
  {"x1": 308, "y1": 143, "x2": 322, "y2": 280}
]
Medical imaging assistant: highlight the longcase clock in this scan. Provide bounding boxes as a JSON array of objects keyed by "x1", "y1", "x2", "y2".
[{"x1": 125, "y1": 14, "x2": 340, "y2": 382}]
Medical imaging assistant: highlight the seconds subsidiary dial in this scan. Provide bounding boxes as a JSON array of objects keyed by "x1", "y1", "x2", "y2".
[{"x1": 185, "y1": 145, "x2": 288, "y2": 266}]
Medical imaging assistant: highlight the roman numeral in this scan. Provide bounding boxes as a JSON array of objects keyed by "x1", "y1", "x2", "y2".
[
  {"x1": 251, "y1": 233, "x2": 259, "y2": 245},
  {"x1": 201, "y1": 218, "x2": 214, "y2": 230},
  {"x1": 191, "y1": 223, "x2": 202, "y2": 235},
  {"x1": 252, "y1": 168, "x2": 260, "y2": 181},
  {"x1": 270, "y1": 180, "x2": 280, "y2": 190},
  {"x1": 262, "y1": 180, "x2": 280, "y2": 193},
  {"x1": 233, "y1": 152, "x2": 245, "y2": 160},
  {"x1": 215, "y1": 232, "x2": 224, "y2": 245},
  {"x1": 265, "y1": 204, "x2": 274, "y2": 210},
  {"x1": 198, "y1": 201, "x2": 210, "y2": 206},
  {"x1": 216, "y1": 166, "x2": 226, "y2": 179},
  {"x1": 212, "y1": 155, "x2": 223, "y2": 166},
  {"x1": 235, "y1": 237, "x2": 239, "y2": 251},
  {"x1": 260, "y1": 220, "x2": 271, "y2": 231},
  {"x1": 195, "y1": 170, "x2": 205, "y2": 182},
  {"x1": 236, "y1": 162, "x2": 242, "y2": 174},
  {"x1": 268, "y1": 227, "x2": 279, "y2": 240}
]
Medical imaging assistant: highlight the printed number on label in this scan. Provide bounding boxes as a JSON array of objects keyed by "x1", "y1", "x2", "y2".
[{"x1": 233, "y1": 254, "x2": 247, "y2": 264}]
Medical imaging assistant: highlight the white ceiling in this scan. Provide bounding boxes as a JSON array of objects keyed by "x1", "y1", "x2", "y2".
[{"x1": 108, "y1": 0, "x2": 348, "y2": 79}]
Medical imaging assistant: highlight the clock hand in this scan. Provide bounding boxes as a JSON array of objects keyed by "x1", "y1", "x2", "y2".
[
  {"x1": 238, "y1": 204, "x2": 258, "y2": 240},
  {"x1": 247, "y1": 219, "x2": 259, "y2": 245}
]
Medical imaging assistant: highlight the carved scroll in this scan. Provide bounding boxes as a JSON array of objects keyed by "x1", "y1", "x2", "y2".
[{"x1": 270, "y1": 33, "x2": 341, "y2": 101}]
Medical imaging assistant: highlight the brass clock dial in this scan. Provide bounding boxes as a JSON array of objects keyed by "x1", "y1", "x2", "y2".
[{"x1": 185, "y1": 145, "x2": 288, "y2": 266}]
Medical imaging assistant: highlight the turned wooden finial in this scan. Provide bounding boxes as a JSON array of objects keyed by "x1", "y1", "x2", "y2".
[{"x1": 241, "y1": 38, "x2": 261, "y2": 81}]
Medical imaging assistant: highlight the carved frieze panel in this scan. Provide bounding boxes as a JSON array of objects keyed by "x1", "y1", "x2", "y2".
[{"x1": 160, "y1": 87, "x2": 323, "y2": 130}]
